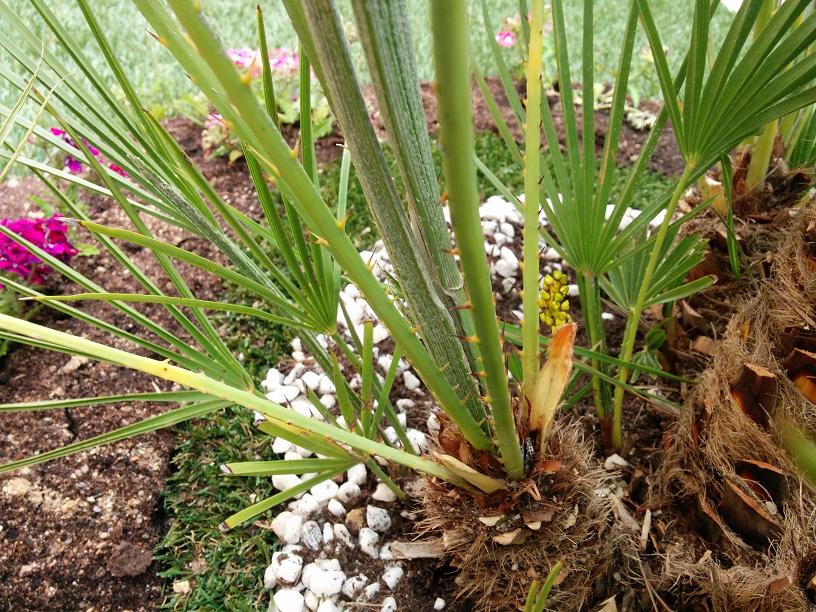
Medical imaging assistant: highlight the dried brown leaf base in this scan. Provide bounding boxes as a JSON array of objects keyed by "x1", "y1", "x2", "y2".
[
  {"x1": 658, "y1": 205, "x2": 816, "y2": 611},
  {"x1": 416, "y1": 424, "x2": 622, "y2": 611}
]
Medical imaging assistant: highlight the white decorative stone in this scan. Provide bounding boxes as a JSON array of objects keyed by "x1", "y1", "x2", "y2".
[
  {"x1": 323, "y1": 522, "x2": 335, "y2": 545},
  {"x1": 327, "y1": 499, "x2": 346, "y2": 517},
  {"x1": 382, "y1": 565, "x2": 404, "y2": 590},
  {"x1": 359, "y1": 527, "x2": 380, "y2": 558},
  {"x1": 403, "y1": 370, "x2": 421, "y2": 391},
  {"x1": 342, "y1": 573, "x2": 369, "y2": 598},
  {"x1": 373, "y1": 324, "x2": 390, "y2": 344},
  {"x1": 395, "y1": 398, "x2": 414, "y2": 411},
  {"x1": 320, "y1": 394, "x2": 336, "y2": 409},
  {"x1": 602, "y1": 312, "x2": 615, "y2": 321},
  {"x1": 336, "y1": 481, "x2": 361, "y2": 505},
  {"x1": 318, "y1": 376, "x2": 336, "y2": 395},
  {"x1": 406, "y1": 429, "x2": 427, "y2": 453},
  {"x1": 273, "y1": 589, "x2": 305, "y2": 612},
  {"x1": 500, "y1": 222, "x2": 515, "y2": 238},
  {"x1": 273, "y1": 474, "x2": 302, "y2": 493},
  {"x1": 301, "y1": 371, "x2": 321, "y2": 391},
  {"x1": 270, "y1": 551, "x2": 303, "y2": 586},
  {"x1": 290, "y1": 494, "x2": 319, "y2": 519},
  {"x1": 364, "y1": 583, "x2": 381, "y2": 599},
  {"x1": 381, "y1": 596, "x2": 398, "y2": 612},
  {"x1": 273, "y1": 437, "x2": 294, "y2": 454},
  {"x1": 304, "y1": 590, "x2": 319, "y2": 612},
  {"x1": 567, "y1": 283, "x2": 579, "y2": 297},
  {"x1": 494, "y1": 258, "x2": 517, "y2": 279},
  {"x1": 383, "y1": 427, "x2": 400, "y2": 446},
  {"x1": 262, "y1": 368, "x2": 284, "y2": 390},
  {"x1": 272, "y1": 511, "x2": 304, "y2": 545},
  {"x1": 372, "y1": 483, "x2": 397, "y2": 503},
  {"x1": 334, "y1": 523, "x2": 354, "y2": 548},
  {"x1": 347, "y1": 464, "x2": 367, "y2": 486},
  {"x1": 267, "y1": 385, "x2": 300, "y2": 404},
  {"x1": 434, "y1": 598, "x2": 446, "y2": 609},
  {"x1": 302, "y1": 559, "x2": 345, "y2": 597},
  {"x1": 263, "y1": 564, "x2": 276, "y2": 589},
  {"x1": 366, "y1": 505, "x2": 392, "y2": 532},
  {"x1": 377, "y1": 354, "x2": 394, "y2": 372},
  {"x1": 379, "y1": 542, "x2": 394, "y2": 560},
  {"x1": 396, "y1": 413, "x2": 407, "y2": 427},
  {"x1": 543, "y1": 247, "x2": 561, "y2": 261},
  {"x1": 285, "y1": 364, "x2": 305, "y2": 386},
  {"x1": 301, "y1": 520, "x2": 322, "y2": 551},
  {"x1": 310, "y1": 480, "x2": 339, "y2": 504},
  {"x1": 427, "y1": 413, "x2": 441, "y2": 434},
  {"x1": 480, "y1": 196, "x2": 522, "y2": 223},
  {"x1": 316, "y1": 601, "x2": 340, "y2": 612},
  {"x1": 604, "y1": 454, "x2": 630, "y2": 470}
]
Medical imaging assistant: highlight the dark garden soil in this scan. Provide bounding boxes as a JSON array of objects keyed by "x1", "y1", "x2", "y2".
[{"x1": 1, "y1": 73, "x2": 797, "y2": 611}]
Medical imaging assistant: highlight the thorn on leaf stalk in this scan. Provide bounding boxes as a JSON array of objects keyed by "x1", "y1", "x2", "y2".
[
  {"x1": 450, "y1": 301, "x2": 472, "y2": 311},
  {"x1": 443, "y1": 248, "x2": 459, "y2": 256},
  {"x1": 439, "y1": 191, "x2": 449, "y2": 204},
  {"x1": 336, "y1": 212, "x2": 350, "y2": 230},
  {"x1": 458, "y1": 335, "x2": 480, "y2": 344},
  {"x1": 439, "y1": 363, "x2": 450, "y2": 373},
  {"x1": 240, "y1": 70, "x2": 254, "y2": 86},
  {"x1": 480, "y1": 395, "x2": 492, "y2": 403},
  {"x1": 314, "y1": 237, "x2": 329, "y2": 246},
  {"x1": 146, "y1": 31, "x2": 167, "y2": 47}
]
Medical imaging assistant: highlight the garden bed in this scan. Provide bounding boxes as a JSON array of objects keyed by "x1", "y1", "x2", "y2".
[{"x1": 1, "y1": 75, "x2": 812, "y2": 611}]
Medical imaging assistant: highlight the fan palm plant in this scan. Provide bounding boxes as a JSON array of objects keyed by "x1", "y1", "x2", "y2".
[{"x1": 1, "y1": 0, "x2": 816, "y2": 603}]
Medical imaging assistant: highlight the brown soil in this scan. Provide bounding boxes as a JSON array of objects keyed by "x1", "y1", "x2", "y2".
[{"x1": 0, "y1": 118, "x2": 261, "y2": 610}]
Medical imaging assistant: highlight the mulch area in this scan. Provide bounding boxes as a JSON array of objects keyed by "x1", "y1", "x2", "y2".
[{"x1": 0, "y1": 76, "x2": 686, "y2": 611}]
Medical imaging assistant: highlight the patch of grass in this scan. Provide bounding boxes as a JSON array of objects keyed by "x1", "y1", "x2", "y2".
[
  {"x1": 1, "y1": 1, "x2": 734, "y2": 114},
  {"x1": 155, "y1": 406, "x2": 279, "y2": 611}
]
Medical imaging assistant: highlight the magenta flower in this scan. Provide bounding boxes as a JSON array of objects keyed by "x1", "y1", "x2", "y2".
[
  {"x1": 0, "y1": 216, "x2": 77, "y2": 287},
  {"x1": 495, "y1": 31, "x2": 517, "y2": 47},
  {"x1": 49, "y1": 126, "x2": 126, "y2": 177}
]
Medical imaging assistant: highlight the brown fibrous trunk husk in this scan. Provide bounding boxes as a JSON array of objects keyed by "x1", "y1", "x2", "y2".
[
  {"x1": 418, "y1": 423, "x2": 632, "y2": 611},
  {"x1": 658, "y1": 205, "x2": 816, "y2": 611}
]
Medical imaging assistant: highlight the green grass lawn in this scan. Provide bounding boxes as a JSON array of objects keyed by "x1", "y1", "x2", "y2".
[{"x1": 1, "y1": 1, "x2": 734, "y2": 114}]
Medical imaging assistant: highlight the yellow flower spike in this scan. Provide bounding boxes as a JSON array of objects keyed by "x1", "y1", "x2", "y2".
[{"x1": 561, "y1": 300, "x2": 570, "y2": 312}]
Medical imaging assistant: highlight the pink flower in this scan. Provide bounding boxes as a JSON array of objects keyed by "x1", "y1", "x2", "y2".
[
  {"x1": 495, "y1": 31, "x2": 516, "y2": 47},
  {"x1": 226, "y1": 47, "x2": 299, "y2": 79},
  {"x1": 226, "y1": 48, "x2": 257, "y2": 69},
  {"x1": 268, "y1": 47, "x2": 299, "y2": 75},
  {"x1": 204, "y1": 113, "x2": 226, "y2": 130},
  {"x1": 0, "y1": 216, "x2": 77, "y2": 287}
]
